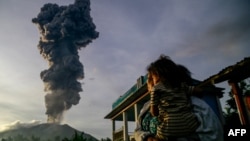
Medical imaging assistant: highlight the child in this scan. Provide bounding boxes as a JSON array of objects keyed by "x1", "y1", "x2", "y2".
[{"x1": 147, "y1": 54, "x2": 200, "y2": 141}]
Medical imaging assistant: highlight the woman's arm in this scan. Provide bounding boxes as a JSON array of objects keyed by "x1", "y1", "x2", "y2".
[
  {"x1": 134, "y1": 129, "x2": 155, "y2": 141},
  {"x1": 134, "y1": 101, "x2": 154, "y2": 141}
]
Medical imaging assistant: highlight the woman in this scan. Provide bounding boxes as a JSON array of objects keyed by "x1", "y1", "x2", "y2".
[
  {"x1": 134, "y1": 55, "x2": 224, "y2": 141},
  {"x1": 134, "y1": 96, "x2": 224, "y2": 141}
]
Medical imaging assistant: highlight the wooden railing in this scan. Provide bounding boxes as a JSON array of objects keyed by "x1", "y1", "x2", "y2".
[{"x1": 113, "y1": 127, "x2": 124, "y2": 141}]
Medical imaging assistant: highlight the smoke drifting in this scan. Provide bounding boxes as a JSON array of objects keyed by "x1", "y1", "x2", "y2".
[{"x1": 32, "y1": 0, "x2": 99, "y2": 123}]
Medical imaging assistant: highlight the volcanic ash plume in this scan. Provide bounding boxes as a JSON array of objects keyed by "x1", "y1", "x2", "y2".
[{"x1": 32, "y1": 0, "x2": 99, "y2": 123}]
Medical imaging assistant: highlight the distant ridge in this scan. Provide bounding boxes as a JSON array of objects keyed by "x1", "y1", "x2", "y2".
[{"x1": 0, "y1": 123, "x2": 98, "y2": 141}]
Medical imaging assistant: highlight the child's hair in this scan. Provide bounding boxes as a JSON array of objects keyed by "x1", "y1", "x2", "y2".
[{"x1": 147, "y1": 54, "x2": 192, "y2": 88}]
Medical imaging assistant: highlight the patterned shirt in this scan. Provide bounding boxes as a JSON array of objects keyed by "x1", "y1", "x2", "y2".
[
  {"x1": 150, "y1": 82, "x2": 200, "y2": 140},
  {"x1": 141, "y1": 110, "x2": 159, "y2": 135}
]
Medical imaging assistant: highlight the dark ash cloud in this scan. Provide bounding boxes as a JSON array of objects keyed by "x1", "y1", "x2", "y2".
[{"x1": 32, "y1": 0, "x2": 99, "y2": 123}]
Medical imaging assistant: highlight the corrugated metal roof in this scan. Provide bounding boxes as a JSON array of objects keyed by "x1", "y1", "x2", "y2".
[{"x1": 201, "y1": 57, "x2": 250, "y2": 85}]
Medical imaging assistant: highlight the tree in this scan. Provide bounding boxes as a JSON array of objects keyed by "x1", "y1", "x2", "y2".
[
  {"x1": 223, "y1": 79, "x2": 250, "y2": 127},
  {"x1": 223, "y1": 89, "x2": 241, "y2": 127},
  {"x1": 30, "y1": 135, "x2": 40, "y2": 141},
  {"x1": 100, "y1": 137, "x2": 111, "y2": 141},
  {"x1": 62, "y1": 131, "x2": 87, "y2": 141},
  {"x1": 223, "y1": 79, "x2": 250, "y2": 140}
]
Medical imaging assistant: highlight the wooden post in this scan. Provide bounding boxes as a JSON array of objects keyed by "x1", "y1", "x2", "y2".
[
  {"x1": 123, "y1": 111, "x2": 129, "y2": 141},
  {"x1": 112, "y1": 120, "x2": 115, "y2": 140},
  {"x1": 229, "y1": 80, "x2": 249, "y2": 126},
  {"x1": 134, "y1": 104, "x2": 140, "y2": 123}
]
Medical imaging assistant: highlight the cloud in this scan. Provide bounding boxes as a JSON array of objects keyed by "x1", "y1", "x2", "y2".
[{"x1": 0, "y1": 120, "x2": 42, "y2": 132}]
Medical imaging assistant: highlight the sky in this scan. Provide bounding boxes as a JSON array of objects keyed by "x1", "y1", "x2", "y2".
[{"x1": 0, "y1": 0, "x2": 250, "y2": 139}]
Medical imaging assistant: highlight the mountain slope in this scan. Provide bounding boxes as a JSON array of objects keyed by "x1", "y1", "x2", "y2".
[{"x1": 0, "y1": 123, "x2": 98, "y2": 141}]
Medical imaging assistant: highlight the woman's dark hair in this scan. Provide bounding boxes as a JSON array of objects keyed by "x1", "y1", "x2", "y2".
[
  {"x1": 177, "y1": 64, "x2": 193, "y2": 85},
  {"x1": 147, "y1": 54, "x2": 192, "y2": 88}
]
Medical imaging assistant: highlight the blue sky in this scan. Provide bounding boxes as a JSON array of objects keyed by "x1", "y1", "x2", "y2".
[{"x1": 0, "y1": 0, "x2": 249, "y2": 139}]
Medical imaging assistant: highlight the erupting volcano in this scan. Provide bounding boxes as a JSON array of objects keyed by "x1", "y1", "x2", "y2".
[{"x1": 32, "y1": 0, "x2": 99, "y2": 123}]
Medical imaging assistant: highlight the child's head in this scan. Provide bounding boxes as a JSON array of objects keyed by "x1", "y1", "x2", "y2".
[{"x1": 147, "y1": 54, "x2": 189, "y2": 88}]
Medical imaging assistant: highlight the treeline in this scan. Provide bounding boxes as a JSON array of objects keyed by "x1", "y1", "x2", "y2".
[{"x1": 0, "y1": 131, "x2": 111, "y2": 141}]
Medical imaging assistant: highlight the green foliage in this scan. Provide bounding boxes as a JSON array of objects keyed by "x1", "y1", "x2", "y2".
[
  {"x1": 223, "y1": 90, "x2": 238, "y2": 116},
  {"x1": 31, "y1": 135, "x2": 41, "y2": 141},
  {"x1": 100, "y1": 137, "x2": 111, "y2": 141},
  {"x1": 239, "y1": 80, "x2": 250, "y2": 96},
  {"x1": 0, "y1": 130, "x2": 101, "y2": 141},
  {"x1": 0, "y1": 132, "x2": 81, "y2": 141},
  {"x1": 62, "y1": 131, "x2": 94, "y2": 141}
]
